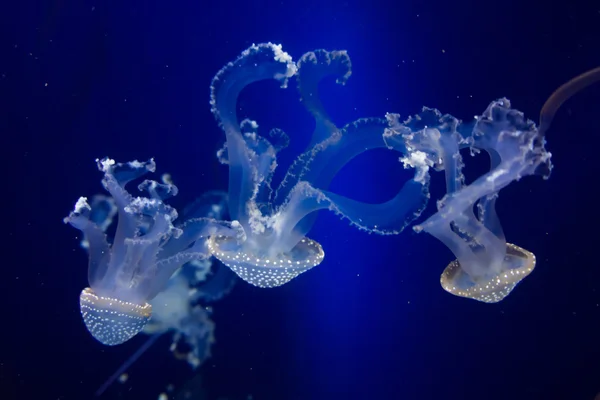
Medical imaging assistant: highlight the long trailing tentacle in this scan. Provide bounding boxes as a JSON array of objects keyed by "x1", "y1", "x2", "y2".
[{"x1": 539, "y1": 66, "x2": 600, "y2": 136}]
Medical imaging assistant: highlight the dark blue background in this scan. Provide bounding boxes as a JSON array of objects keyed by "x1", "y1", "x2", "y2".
[{"x1": 1, "y1": 0, "x2": 599, "y2": 399}]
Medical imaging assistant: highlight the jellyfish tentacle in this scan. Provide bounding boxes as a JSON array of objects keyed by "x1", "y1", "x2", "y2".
[
  {"x1": 539, "y1": 66, "x2": 600, "y2": 136},
  {"x1": 297, "y1": 48, "x2": 352, "y2": 140},
  {"x1": 210, "y1": 43, "x2": 297, "y2": 226},
  {"x1": 274, "y1": 49, "x2": 352, "y2": 204},
  {"x1": 65, "y1": 198, "x2": 112, "y2": 286}
]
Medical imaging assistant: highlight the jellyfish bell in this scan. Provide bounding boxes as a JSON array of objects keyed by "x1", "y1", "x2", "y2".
[
  {"x1": 206, "y1": 204, "x2": 325, "y2": 288},
  {"x1": 439, "y1": 243, "x2": 536, "y2": 303},
  {"x1": 79, "y1": 287, "x2": 152, "y2": 346},
  {"x1": 207, "y1": 234, "x2": 324, "y2": 288}
]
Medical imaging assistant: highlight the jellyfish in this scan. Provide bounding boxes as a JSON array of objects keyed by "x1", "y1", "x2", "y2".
[
  {"x1": 384, "y1": 66, "x2": 600, "y2": 302},
  {"x1": 81, "y1": 190, "x2": 236, "y2": 397},
  {"x1": 64, "y1": 158, "x2": 235, "y2": 345},
  {"x1": 208, "y1": 43, "x2": 430, "y2": 288}
]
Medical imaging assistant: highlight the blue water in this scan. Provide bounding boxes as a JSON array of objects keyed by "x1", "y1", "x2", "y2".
[{"x1": 1, "y1": 0, "x2": 599, "y2": 399}]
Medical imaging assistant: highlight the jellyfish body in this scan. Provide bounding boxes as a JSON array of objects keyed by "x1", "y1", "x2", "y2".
[
  {"x1": 208, "y1": 43, "x2": 429, "y2": 288},
  {"x1": 64, "y1": 158, "x2": 223, "y2": 345},
  {"x1": 385, "y1": 100, "x2": 550, "y2": 302}
]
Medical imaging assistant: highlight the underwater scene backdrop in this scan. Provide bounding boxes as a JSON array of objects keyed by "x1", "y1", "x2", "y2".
[{"x1": 1, "y1": 0, "x2": 599, "y2": 399}]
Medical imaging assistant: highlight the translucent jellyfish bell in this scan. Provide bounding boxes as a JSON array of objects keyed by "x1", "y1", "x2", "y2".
[
  {"x1": 439, "y1": 244, "x2": 536, "y2": 302},
  {"x1": 208, "y1": 43, "x2": 429, "y2": 288},
  {"x1": 64, "y1": 158, "x2": 220, "y2": 345}
]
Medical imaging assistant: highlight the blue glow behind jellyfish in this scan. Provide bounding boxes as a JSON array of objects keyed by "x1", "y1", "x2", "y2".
[
  {"x1": 64, "y1": 158, "x2": 228, "y2": 346},
  {"x1": 384, "y1": 99, "x2": 551, "y2": 303},
  {"x1": 208, "y1": 43, "x2": 430, "y2": 288}
]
